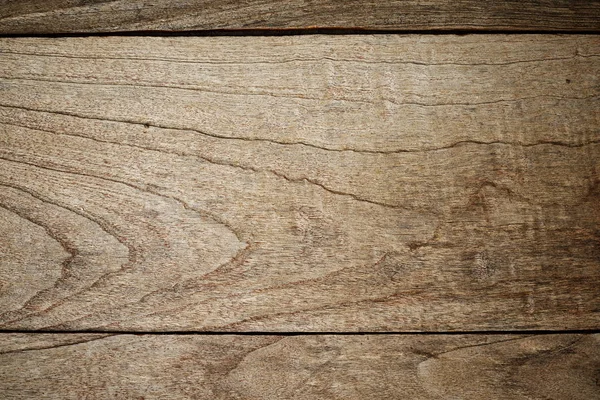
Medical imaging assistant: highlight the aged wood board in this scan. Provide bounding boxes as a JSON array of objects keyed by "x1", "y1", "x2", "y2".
[
  {"x1": 0, "y1": 35, "x2": 599, "y2": 332},
  {"x1": 0, "y1": 0, "x2": 599, "y2": 34},
  {"x1": 0, "y1": 333, "x2": 598, "y2": 399}
]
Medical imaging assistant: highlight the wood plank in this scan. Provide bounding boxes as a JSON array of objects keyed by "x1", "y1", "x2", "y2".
[
  {"x1": 0, "y1": 333, "x2": 598, "y2": 399},
  {"x1": 0, "y1": 35, "x2": 599, "y2": 332},
  {"x1": 0, "y1": 1, "x2": 599, "y2": 34}
]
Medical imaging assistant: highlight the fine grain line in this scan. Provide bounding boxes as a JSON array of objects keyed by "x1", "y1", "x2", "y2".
[{"x1": 2, "y1": 103, "x2": 599, "y2": 155}]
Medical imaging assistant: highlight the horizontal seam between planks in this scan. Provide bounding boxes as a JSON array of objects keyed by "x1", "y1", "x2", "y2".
[
  {"x1": 1, "y1": 29, "x2": 600, "y2": 38},
  {"x1": 0, "y1": 330, "x2": 598, "y2": 335}
]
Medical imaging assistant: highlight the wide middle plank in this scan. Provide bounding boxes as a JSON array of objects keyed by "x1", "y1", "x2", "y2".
[{"x1": 0, "y1": 35, "x2": 599, "y2": 331}]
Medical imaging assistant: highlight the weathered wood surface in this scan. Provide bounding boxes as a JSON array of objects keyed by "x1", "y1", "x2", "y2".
[
  {"x1": 0, "y1": 35, "x2": 599, "y2": 332},
  {"x1": 1, "y1": 1, "x2": 599, "y2": 34},
  {"x1": 0, "y1": 333, "x2": 598, "y2": 399}
]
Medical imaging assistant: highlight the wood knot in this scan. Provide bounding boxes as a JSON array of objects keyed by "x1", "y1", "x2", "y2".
[
  {"x1": 472, "y1": 251, "x2": 498, "y2": 283},
  {"x1": 376, "y1": 253, "x2": 422, "y2": 283},
  {"x1": 292, "y1": 207, "x2": 341, "y2": 247}
]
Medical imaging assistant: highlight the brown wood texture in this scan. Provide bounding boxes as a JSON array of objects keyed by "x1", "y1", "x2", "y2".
[
  {"x1": 0, "y1": 35, "x2": 599, "y2": 332},
  {"x1": 0, "y1": 333, "x2": 598, "y2": 399},
  {"x1": 0, "y1": 1, "x2": 599, "y2": 34}
]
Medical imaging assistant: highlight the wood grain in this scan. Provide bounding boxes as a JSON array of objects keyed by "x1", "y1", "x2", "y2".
[
  {"x1": 0, "y1": 35, "x2": 599, "y2": 332},
  {"x1": 0, "y1": 1, "x2": 599, "y2": 34},
  {"x1": 0, "y1": 333, "x2": 598, "y2": 399}
]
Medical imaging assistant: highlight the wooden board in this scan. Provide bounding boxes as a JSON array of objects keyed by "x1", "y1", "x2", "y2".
[
  {"x1": 0, "y1": 35, "x2": 599, "y2": 332},
  {"x1": 0, "y1": 333, "x2": 598, "y2": 399},
  {"x1": 0, "y1": 1, "x2": 599, "y2": 34}
]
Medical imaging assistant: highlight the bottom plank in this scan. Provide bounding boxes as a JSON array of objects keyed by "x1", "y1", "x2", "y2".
[{"x1": 0, "y1": 333, "x2": 597, "y2": 399}]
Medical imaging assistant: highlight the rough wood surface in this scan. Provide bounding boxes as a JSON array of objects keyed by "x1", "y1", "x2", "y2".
[
  {"x1": 0, "y1": 35, "x2": 599, "y2": 332},
  {"x1": 0, "y1": 333, "x2": 598, "y2": 399},
  {"x1": 0, "y1": 1, "x2": 599, "y2": 34}
]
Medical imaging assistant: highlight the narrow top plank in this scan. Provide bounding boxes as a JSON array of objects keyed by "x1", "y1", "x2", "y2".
[{"x1": 0, "y1": 0, "x2": 599, "y2": 34}]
